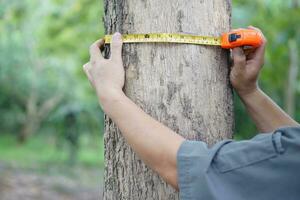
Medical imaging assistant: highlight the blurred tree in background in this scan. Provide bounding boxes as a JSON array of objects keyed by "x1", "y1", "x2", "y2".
[{"x1": 0, "y1": 0, "x2": 105, "y2": 165}]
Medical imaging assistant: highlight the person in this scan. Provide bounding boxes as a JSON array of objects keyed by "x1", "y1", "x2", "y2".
[{"x1": 83, "y1": 26, "x2": 300, "y2": 200}]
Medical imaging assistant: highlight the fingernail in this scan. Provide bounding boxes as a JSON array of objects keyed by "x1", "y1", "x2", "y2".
[{"x1": 112, "y1": 32, "x2": 122, "y2": 41}]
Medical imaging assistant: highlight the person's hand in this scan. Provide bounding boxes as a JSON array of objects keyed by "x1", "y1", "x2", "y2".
[
  {"x1": 83, "y1": 32, "x2": 125, "y2": 102},
  {"x1": 230, "y1": 26, "x2": 267, "y2": 97}
]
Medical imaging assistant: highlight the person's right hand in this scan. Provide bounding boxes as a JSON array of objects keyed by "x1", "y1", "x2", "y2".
[{"x1": 230, "y1": 26, "x2": 267, "y2": 97}]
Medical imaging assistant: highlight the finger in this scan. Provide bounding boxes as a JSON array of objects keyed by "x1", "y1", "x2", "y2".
[
  {"x1": 83, "y1": 62, "x2": 95, "y2": 87},
  {"x1": 83, "y1": 62, "x2": 92, "y2": 79},
  {"x1": 232, "y1": 47, "x2": 246, "y2": 69},
  {"x1": 244, "y1": 48, "x2": 255, "y2": 57},
  {"x1": 247, "y1": 25, "x2": 261, "y2": 32},
  {"x1": 229, "y1": 28, "x2": 244, "y2": 32},
  {"x1": 83, "y1": 62, "x2": 89, "y2": 72},
  {"x1": 247, "y1": 26, "x2": 267, "y2": 62},
  {"x1": 246, "y1": 46, "x2": 263, "y2": 61},
  {"x1": 89, "y1": 39, "x2": 105, "y2": 61},
  {"x1": 247, "y1": 25, "x2": 267, "y2": 44},
  {"x1": 110, "y1": 32, "x2": 123, "y2": 60},
  {"x1": 251, "y1": 45, "x2": 265, "y2": 66},
  {"x1": 246, "y1": 50, "x2": 256, "y2": 60}
]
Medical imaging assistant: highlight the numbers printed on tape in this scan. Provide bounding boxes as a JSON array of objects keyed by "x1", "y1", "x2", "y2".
[
  {"x1": 104, "y1": 33, "x2": 221, "y2": 46},
  {"x1": 104, "y1": 29, "x2": 263, "y2": 49}
]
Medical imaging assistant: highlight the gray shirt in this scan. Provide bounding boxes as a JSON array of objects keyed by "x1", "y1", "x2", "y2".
[{"x1": 177, "y1": 126, "x2": 300, "y2": 200}]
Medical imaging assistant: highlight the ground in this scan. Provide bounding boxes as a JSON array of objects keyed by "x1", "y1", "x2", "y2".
[{"x1": 0, "y1": 162, "x2": 103, "y2": 200}]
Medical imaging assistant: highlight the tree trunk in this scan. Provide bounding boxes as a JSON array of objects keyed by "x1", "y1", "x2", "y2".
[
  {"x1": 103, "y1": 0, "x2": 233, "y2": 199},
  {"x1": 285, "y1": 39, "x2": 298, "y2": 117},
  {"x1": 18, "y1": 93, "x2": 62, "y2": 143}
]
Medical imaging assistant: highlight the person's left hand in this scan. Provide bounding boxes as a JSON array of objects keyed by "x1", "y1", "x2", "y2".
[{"x1": 83, "y1": 32, "x2": 125, "y2": 101}]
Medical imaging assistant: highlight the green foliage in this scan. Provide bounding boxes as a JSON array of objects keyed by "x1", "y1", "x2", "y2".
[
  {"x1": 0, "y1": 0, "x2": 105, "y2": 164},
  {"x1": 233, "y1": 0, "x2": 300, "y2": 139},
  {"x1": 0, "y1": 134, "x2": 103, "y2": 167},
  {"x1": 0, "y1": 0, "x2": 105, "y2": 136}
]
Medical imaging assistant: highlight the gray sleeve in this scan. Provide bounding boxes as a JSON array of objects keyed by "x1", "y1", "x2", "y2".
[
  {"x1": 176, "y1": 140, "x2": 231, "y2": 199},
  {"x1": 176, "y1": 130, "x2": 291, "y2": 200},
  {"x1": 176, "y1": 140, "x2": 208, "y2": 199}
]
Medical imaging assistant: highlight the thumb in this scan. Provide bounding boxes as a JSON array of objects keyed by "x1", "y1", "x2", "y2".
[
  {"x1": 232, "y1": 47, "x2": 246, "y2": 69},
  {"x1": 83, "y1": 63, "x2": 95, "y2": 88},
  {"x1": 110, "y1": 32, "x2": 123, "y2": 60}
]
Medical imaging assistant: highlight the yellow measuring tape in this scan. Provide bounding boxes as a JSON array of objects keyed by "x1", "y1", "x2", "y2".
[
  {"x1": 104, "y1": 30, "x2": 263, "y2": 49},
  {"x1": 104, "y1": 33, "x2": 221, "y2": 46}
]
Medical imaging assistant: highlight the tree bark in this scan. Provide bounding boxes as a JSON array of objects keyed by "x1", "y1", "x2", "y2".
[{"x1": 103, "y1": 0, "x2": 233, "y2": 199}]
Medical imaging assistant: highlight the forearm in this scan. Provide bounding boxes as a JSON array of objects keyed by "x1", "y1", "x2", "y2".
[
  {"x1": 99, "y1": 91, "x2": 184, "y2": 189},
  {"x1": 239, "y1": 88, "x2": 299, "y2": 133}
]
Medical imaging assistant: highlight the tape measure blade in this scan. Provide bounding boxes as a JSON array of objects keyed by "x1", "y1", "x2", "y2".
[{"x1": 104, "y1": 33, "x2": 221, "y2": 46}]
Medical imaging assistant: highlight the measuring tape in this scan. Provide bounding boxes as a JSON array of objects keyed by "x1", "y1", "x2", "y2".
[{"x1": 104, "y1": 29, "x2": 263, "y2": 49}]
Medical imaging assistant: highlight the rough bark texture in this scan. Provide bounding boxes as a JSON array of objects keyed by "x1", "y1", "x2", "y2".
[{"x1": 103, "y1": 0, "x2": 233, "y2": 199}]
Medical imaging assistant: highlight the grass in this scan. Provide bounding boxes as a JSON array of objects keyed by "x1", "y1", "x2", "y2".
[{"x1": 0, "y1": 133, "x2": 104, "y2": 169}]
